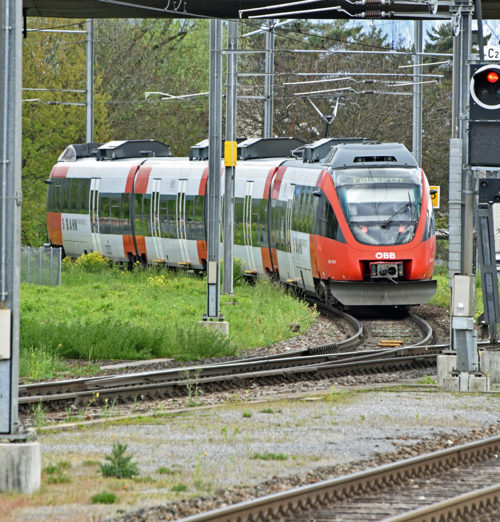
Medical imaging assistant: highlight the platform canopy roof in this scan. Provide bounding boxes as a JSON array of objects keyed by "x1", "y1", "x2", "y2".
[{"x1": 22, "y1": 0, "x2": 500, "y2": 21}]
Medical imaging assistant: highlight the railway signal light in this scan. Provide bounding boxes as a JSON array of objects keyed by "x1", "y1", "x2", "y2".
[{"x1": 469, "y1": 63, "x2": 500, "y2": 167}]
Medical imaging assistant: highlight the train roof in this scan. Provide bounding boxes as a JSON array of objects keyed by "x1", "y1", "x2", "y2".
[
  {"x1": 57, "y1": 140, "x2": 172, "y2": 162},
  {"x1": 325, "y1": 142, "x2": 418, "y2": 169}
]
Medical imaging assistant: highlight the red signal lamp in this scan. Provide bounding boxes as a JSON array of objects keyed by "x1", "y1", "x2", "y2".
[{"x1": 487, "y1": 71, "x2": 499, "y2": 84}]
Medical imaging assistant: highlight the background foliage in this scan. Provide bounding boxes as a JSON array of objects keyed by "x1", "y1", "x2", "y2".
[{"x1": 23, "y1": 18, "x2": 455, "y2": 245}]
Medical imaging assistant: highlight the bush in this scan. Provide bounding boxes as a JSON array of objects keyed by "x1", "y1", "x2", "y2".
[
  {"x1": 99, "y1": 442, "x2": 139, "y2": 479},
  {"x1": 73, "y1": 252, "x2": 110, "y2": 273},
  {"x1": 91, "y1": 491, "x2": 117, "y2": 504}
]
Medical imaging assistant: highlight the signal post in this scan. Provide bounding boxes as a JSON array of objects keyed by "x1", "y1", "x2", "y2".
[
  {"x1": 441, "y1": 4, "x2": 500, "y2": 390},
  {"x1": 0, "y1": 0, "x2": 41, "y2": 494}
]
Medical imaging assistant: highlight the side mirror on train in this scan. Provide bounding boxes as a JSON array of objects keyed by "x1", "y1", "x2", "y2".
[
  {"x1": 313, "y1": 191, "x2": 321, "y2": 197},
  {"x1": 44, "y1": 179, "x2": 53, "y2": 184}
]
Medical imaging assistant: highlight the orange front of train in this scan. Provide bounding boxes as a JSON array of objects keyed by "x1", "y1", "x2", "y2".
[{"x1": 309, "y1": 142, "x2": 437, "y2": 307}]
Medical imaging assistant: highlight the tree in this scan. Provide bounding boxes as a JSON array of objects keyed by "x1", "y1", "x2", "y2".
[
  {"x1": 94, "y1": 19, "x2": 210, "y2": 155},
  {"x1": 22, "y1": 18, "x2": 110, "y2": 245}
]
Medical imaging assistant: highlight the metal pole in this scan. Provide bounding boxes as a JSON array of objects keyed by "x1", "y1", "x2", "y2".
[
  {"x1": 0, "y1": 0, "x2": 22, "y2": 437},
  {"x1": 264, "y1": 20, "x2": 275, "y2": 138},
  {"x1": 412, "y1": 20, "x2": 423, "y2": 167},
  {"x1": 475, "y1": 0, "x2": 485, "y2": 62},
  {"x1": 451, "y1": 29, "x2": 459, "y2": 139},
  {"x1": 449, "y1": 1, "x2": 480, "y2": 381},
  {"x1": 205, "y1": 19, "x2": 223, "y2": 320},
  {"x1": 223, "y1": 20, "x2": 238, "y2": 296},
  {"x1": 85, "y1": 19, "x2": 94, "y2": 143},
  {"x1": 459, "y1": 10, "x2": 474, "y2": 276}
]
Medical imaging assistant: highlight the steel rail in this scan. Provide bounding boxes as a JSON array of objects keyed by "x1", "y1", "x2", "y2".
[
  {"x1": 18, "y1": 310, "x2": 436, "y2": 408},
  {"x1": 19, "y1": 342, "x2": 438, "y2": 398},
  {"x1": 178, "y1": 435, "x2": 500, "y2": 522},
  {"x1": 18, "y1": 307, "x2": 364, "y2": 397},
  {"x1": 18, "y1": 350, "x2": 438, "y2": 408},
  {"x1": 384, "y1": 483, "x2": 500, "y2": 521},
  {"x1": 406, "y1": 311, "x2": 434, "y2": 346}
]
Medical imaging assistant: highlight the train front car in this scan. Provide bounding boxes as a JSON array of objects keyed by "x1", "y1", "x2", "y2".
[{"x1": 319, "y1": 142, "x2": 436, "y2": 306}]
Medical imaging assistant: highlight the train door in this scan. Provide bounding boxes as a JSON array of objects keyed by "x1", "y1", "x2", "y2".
[
  {"x1": 89, "y1": 178, "x2": 102, "y2": 253},
  {"x1": 176, "y1": 179, "x2": 190, "y2": 265},
  {"x1": 243, "y1": 181, "x2": 257, "y2": 272},
  {"x1": 150, "y1": 178, "x2": 164, "y2": 262},
  {"x1": 285, "y1": 183, "x2": 298, "y2": 281}
]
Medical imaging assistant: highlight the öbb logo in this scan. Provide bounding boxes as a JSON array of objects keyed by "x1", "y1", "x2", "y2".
[{"x1": 375, "y1": 252, "x2": 396, "y2": 260}]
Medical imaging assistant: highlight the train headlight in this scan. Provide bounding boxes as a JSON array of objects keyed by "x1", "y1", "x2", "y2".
[{"x1": 369, "y1": 262, "x2": 403, "y2": 280}]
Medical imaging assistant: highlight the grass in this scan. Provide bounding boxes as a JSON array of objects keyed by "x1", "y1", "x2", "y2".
[
  {"x1": 43, "y1": 461, "x2": 71, "y2": 484},
  {"x1": 429, "y1": 263, "x2": 491, "y2": 319},
  {"x1": 20, "y1": 255, "x2": 317, "y2": 379},
  {"x1": 251, "y1": 452, "x2": 288, "y2": 461},
  {"x1": 90, "y1": 491, "x2": 117, "y2": 504}
]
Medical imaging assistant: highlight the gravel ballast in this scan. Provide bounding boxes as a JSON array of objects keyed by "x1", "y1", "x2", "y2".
[{"x1": 6, "y1": 384, "x2": 500, "y2": 522}]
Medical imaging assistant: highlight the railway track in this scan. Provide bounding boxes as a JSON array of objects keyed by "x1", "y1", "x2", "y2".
[
  {"x1": 178, "y1": 434, "x2": 500, "y2": 521},
  {"x1": 19, "y1": 308, "x2": 437, "y2": 412}
]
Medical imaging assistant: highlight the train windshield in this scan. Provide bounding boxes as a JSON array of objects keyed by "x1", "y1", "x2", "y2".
[{"x1": 335, "y1": 168, "x2": 422, "y2": 246}]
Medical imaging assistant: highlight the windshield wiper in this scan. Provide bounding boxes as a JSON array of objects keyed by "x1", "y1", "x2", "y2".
[{"x1": 381, "y1": 200, "x2": 412, "y2": 229}]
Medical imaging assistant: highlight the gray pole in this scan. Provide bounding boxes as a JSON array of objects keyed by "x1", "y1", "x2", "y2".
[
  {"x1": 0, "y1": 0, "x2": 22, "y2": 437},
  {"x1": 449, "y1": 1, "x2": 480, "y2": 382},
  {"x1": 412, "y1": 20, "x2": 423, "y2": 167},
  {"x1": 205, "y1": 19, "x2": 223, "y2": 320},
  {"x1": 264, "y1": 20, "x2": 275, "y2": 138},
  {"x1": 451, "y1": 29, "x2": 459, "y2": 139},
  {"x1": 458, "y1": 9, "x2": 474, "y2": 276},
  {"x1": 223, "y1": 21, "x2": 238, "y2": 296},
  {"x1": 85, "y1": 19, "x2": 94, "y2": 143}
]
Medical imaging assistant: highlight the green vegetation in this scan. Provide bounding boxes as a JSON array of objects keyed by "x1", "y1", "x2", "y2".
[
  {"x1": 171, "y1": 483, "x2": 188, "y2": 493},
  {"x1": 429, "y1": 263, "x2": 489, "y2": 317},
  {"x1": 20, "y1": 257, "x2": 317, "y2": 379},
  {"x1": 30, "y1": 401, "x2": 47, "y2": 427},
  {"x1": 44, "y1": 461, "x2": 71, "y2": 484},
  {"x1": 418, "y1": 374, "x2": 438, "y2": 385},
  {"x1": 251, "y1": 453, "x2": 288, "y2": 461},
  {"x1": 156, "y1": 466, "x2": 179, "y2": 475},
  {"x1": 259, "y1": 408, "x2": 282, "y2": 414},
  {"x1": 90, "y1": 491, "x2": 117, "y2": 504},
  {"x1": 99, "y1": 442, "x2": 139, "y2": 479}
]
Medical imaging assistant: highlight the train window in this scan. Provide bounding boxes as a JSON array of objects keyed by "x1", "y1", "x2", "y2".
[
  {"x1": 260, "y1": 199, "x2": 268, "y2": 246},
  {"x1": 110, "y1": 197, "x2": 121, "y2": 234},
  {"x1": 251, "y1": 198, "x2": 262, "y2": 246},
  {"x1": 134, "y1": 194, "x2": 145, "y2": 236},
  {"x1": 270, "y1": 199, "x2": 287, "y2": 251},
  {"x1": 422, "y1": 198, "x2": 435, "y2": 242},
  {"x1": 70, "y1": 179, "x2": 79, "y2": 212},
  {"x1": 304, "y1": 187, "x2": 316, "y2": 234},
  {"x1": 318, "y1": 196, "x2": 343, "y2": 242},
  {"x1": 184, "y1": 195, "x2": 204, "y2": 240},
  {"x1": 194, "y1": 195, "x2": 205, "y2": 240},
  {"x1": 81, "y1": 180, "x2": 90, "y2": 214},
  {"x1": 335, "y1": 169, "x2": 422, "y2": 245},
  {"x1": 121, "y1": 194, "x2": 132, "y2": 235},
  {"x1": 166, "y1": 196, "x2": 176, "y2": 239},
  {"x1": 61, "y1": 179, "x2": 71, "y2": 213},
  {"x1": 99, "y1": 196, "x2": 111, "y2": 234},
  {"x1": 159, "y1": 197, "x2": 169, "y2": 238},
  {"x1": 47, "y1": 179, "x2": 63, "y2": 212},
  {"x1": 186, "y1": 196, "x2": 195, "y2": 239}
]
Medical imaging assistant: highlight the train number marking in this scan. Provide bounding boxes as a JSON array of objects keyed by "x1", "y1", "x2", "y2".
[{"x1": 375, "y1": 252, "x2": 395, "y2": 260}]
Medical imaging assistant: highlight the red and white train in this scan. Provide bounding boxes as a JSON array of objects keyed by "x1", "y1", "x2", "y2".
[{"x1": 46, "y1": 137, "x2": 436, "y2": 307}]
